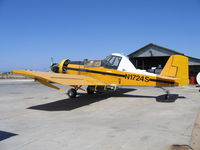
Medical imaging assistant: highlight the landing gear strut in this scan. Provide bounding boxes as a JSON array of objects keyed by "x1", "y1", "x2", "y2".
[
  {"x1": 67, "y1": 88, "x2": 77, "y2": 98},
  {"x1": 156, "y1": 87, "x2": 178, "y2": 102},
  {"x1": 164, "y1": 89, "x2": 170, "y2": 100},
  {"x1": 160, "y1": 87, "x2": 171, "y2": 100}
]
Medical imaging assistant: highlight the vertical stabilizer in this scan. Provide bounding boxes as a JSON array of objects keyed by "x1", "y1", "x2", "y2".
[{"x1": 160, "y1": 55, "x2": 189, "y2": 86}]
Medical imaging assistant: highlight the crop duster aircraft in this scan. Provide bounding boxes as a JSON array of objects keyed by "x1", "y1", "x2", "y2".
[{"x1": 11, "y1": 53, "x2": 189, "y2": 99}]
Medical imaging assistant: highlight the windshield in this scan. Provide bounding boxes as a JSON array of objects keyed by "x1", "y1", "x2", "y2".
[{"x1": 101, "y1": 55, "x2": 122, "y2": 70}]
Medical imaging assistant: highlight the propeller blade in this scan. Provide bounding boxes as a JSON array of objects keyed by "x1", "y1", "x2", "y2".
[{"x1": 51, "y1": 57, "x2": 54, "y2": 65}]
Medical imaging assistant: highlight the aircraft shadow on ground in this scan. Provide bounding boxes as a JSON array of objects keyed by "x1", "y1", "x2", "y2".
[
  {"x1": 156, "y1": 94, "x2": 185, "y2": 103},
  {"x1": 0, "y1": 131, "x2": 18, "y2": 141},
  {"x1": 28, "y1": 88, "x2": 186, "y2": 111}
]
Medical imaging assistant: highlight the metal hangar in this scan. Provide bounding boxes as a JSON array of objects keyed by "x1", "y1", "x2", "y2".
[{"x1": 128, "y1": 43, "x2": 200, "y2": 82}]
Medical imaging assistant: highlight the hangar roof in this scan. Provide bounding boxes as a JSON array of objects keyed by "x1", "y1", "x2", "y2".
[
  {"x1": 128, "y1": 43, "x2": 200, "y2": 66},
  {"x1": 128, "y1": 43, "x2": 184, "y2": 57}
]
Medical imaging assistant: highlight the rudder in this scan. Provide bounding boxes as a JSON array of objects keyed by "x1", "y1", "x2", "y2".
[{"x1": 160, "y1": 55, "x2": 189, "y2": 86}]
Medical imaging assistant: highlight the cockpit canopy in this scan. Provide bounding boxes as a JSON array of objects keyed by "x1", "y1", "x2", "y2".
[
  {"x1": 82, "y1": 53, "x2": 136, "y2": 72},
  {"x1": 101, "y1": 55, "x2": 122, "y2": 70}
]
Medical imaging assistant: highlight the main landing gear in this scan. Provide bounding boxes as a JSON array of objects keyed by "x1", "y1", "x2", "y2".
[
  {"x1": 67, "y1": 88, "x2": 77, "y2": 98},
  {"x1": 67, "y1": 85, "x2": 116, "y2": 98},
  {"x1": 67, "y1": 86, "x2": 95, "y2": 98},
  {"x1": 86, "y1": 86, "x2": 95, "y2": 95}
]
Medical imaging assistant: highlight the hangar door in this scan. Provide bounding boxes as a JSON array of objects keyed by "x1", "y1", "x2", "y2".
[{"x1": 129, "y1": 56, "x2": 170, "y2": 73}]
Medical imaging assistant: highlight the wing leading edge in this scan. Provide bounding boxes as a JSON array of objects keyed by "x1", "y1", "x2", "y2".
[{"x1": 11, "y1": 70, "x2": 108, "y2": 91}]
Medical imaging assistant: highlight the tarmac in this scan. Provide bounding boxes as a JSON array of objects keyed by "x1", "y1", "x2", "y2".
[{"x1": 0, "y1": 80, "x2": 200, "y2": 150}]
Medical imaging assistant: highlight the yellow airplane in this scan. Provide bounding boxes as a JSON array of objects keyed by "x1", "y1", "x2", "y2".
[{"x1": 11, "y1": 53, "x2": 188, "y2": 99}]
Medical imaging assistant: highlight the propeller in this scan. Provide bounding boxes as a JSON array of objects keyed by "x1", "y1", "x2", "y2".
[
  {"x1": 51, "y1": 57, "x2": 54, "y2": 65},
  {"x1": 50, "y1": 57, "x2": 59, "y2": 73}
]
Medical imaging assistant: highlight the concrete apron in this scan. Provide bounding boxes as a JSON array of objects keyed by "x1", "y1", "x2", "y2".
[
  {"x1": 190, "y1": 111, "x2": 200, "y2": 150},
  {"x1": 171, "y1": 111, "x2": 200, "y2": 150}
]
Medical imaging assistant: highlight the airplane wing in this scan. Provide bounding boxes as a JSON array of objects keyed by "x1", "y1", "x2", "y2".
[{"x1": 11, "y1": 70, "x2": 108, "y2": 91}]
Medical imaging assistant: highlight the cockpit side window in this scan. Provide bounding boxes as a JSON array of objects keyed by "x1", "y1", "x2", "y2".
[
  {"x1": 113, "y1": 56, "x2": 121, "y2": 67},
  {"x1": 102, "y1": 55, "x2": 122, "y2": 70},
  {"x1": 109, "y1": 56, "x2": 116, "y2": 65}
]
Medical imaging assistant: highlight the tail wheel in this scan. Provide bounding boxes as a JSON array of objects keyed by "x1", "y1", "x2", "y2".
[
  {"x1": 67, "y1": 88, "x2": 77, "y2": 98},
  {"x1": 87, "y1": 86, "x2": 95, "y2": 94}
]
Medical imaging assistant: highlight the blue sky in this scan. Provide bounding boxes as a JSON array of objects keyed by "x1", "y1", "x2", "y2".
[{"x1": 0, "y1": 0, "x2": 200, "y2": 72}]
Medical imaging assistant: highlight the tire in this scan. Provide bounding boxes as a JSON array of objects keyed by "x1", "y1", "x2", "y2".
[
  {"x1": 67, "y1": 88, "x2": 77, "y2": 98},
  {"x1": 87, "y1": 86, "x2": 94, "y2": 95}
]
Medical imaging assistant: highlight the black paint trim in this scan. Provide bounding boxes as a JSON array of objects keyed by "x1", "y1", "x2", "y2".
[
  {"x1": 67, "y1": 67, "x2": 125, "y2": 77},
  {"x1": 67, "y1": 67, "x2": 175, "y2": 84},
  {"x1": 149, "y1": 79, "x2": 175, "y2": 84}
]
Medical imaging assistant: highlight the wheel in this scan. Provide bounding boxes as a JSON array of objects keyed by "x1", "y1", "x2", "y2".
[
  {"x1": 67, "y1": 88, "x2": 77, "y2": 98},
  {"x1": 87, "y1": 86, "x2": 94, "y2": 95}
]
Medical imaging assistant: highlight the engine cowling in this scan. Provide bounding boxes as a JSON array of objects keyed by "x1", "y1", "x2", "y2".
[
  {"x1": 58, "y1": 59, "x2": 70, "y2": 73},
  {"x1": 51, "y1": 59, "x2": 70, "y2": 73}
]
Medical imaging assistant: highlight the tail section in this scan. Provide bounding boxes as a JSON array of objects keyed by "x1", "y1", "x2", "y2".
[{"x1": 160, "y1": 55, "x2": 189, "y2": 86}]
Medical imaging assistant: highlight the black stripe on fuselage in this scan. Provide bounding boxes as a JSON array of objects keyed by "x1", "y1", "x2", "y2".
[
  {"x1": 149, "y1": 79, "x2": 175, "y2": 84},
  {"x1": 67, "y1": 67, "x2": 175, "y2": 84},
  {"x1": 67, "y1": 67, "x2": 125, "y2": 77}
]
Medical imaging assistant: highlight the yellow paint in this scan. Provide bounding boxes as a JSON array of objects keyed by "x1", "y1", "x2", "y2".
[
  {"x1": 160, "y1": 55, "x2": 189, "y2": 86},
  {"x1": 11, "y1": 70, "x2": 107, "y2": 86},
  {"x1": 66, "y1": 65, "x2": 174, "y2": 87},
  {"x1": 59, "y1": 59, "x2": 67, "y2": 73},
  {"x1": 37, "y1": 78, "x2": 65, "y2": 91},
  {"x1": 11, "y1": 55, "x2": 189, "y2": 92}
]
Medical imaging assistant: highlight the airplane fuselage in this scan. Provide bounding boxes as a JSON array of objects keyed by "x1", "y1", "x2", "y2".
[{"x1": 65, "y1": 64, "x2": 176, "y2": 87}]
